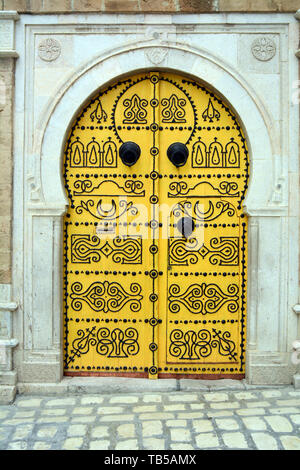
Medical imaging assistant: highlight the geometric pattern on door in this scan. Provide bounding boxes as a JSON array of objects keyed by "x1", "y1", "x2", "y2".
[{"x1": 63, "y1": 71, "x2": 249, "y2": 379}]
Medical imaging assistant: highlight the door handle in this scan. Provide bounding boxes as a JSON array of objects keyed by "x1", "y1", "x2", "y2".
[
  {"x1": 119, "y1": 141, "x2": 141, "y2": 166},
  {"x1": 167, "y1": 143, "x2": 189, "y2": 167}
]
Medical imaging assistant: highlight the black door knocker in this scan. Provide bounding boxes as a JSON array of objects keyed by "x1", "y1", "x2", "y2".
[
  {"x1": 167, "y1": 142, "x2": 189, "y2": 167},
  {"x1": 177, "y1": 217, "x2": 195, "y2": 239},
  {"x1": 119, "y1": 142, "x2": 141, "y2": 167}
]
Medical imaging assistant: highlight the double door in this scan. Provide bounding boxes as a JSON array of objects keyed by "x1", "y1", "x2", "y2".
[{"x1": 63, "y1": 71, "x2": 249, "y2": 379}]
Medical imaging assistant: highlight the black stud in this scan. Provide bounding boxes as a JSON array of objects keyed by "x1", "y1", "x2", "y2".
[
  {"x1": 167, "y1": 142, "x2": 189, "y2": 167},
  {"x1": 177, "y1": 217, "x2": 195, "y2": 238},
  {"x1": 119, "y1": 142, "x2": 141, "y2": 166}
]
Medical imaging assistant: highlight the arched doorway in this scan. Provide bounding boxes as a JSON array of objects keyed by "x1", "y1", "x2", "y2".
[{"x1": 63, "y1": 71, "x2": 249, "y2": 379}]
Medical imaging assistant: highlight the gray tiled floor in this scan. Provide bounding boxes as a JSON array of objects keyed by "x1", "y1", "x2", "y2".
[{"x1": 0, "y1": 387, "x2": 300, "y2": 450}]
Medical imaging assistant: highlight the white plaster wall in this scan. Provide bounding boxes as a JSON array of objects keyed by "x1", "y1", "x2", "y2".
[{"x1": 9, "y1": 12, "x2": 300, "y2": 387}]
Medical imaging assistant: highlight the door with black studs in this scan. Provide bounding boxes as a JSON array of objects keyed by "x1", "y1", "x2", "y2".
[{"x1": 63, "y1": 71, "x2": 249, "y2": 379}]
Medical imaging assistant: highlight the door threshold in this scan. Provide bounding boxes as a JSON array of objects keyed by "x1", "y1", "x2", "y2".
[{"x1": 17, "y1": 376, "x2": 253, "y2": 396}]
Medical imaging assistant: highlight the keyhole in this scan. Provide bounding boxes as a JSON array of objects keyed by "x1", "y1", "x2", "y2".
[{"x1": 177, "y1": 217, "x2": 195, "y2": 238}]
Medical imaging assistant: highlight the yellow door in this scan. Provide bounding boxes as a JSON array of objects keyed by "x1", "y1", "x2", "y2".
[{"x1": 63, "y1": 72, "x2": 249, "y2": 379}]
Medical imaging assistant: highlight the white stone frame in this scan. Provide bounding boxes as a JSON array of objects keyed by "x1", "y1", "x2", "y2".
[{"x1": 9, "y1": 12, "x2": 299, "y2": 391}]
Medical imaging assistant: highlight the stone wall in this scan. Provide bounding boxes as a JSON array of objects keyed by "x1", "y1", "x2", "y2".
[
  {"x1": 0, "y1": 0, "x2": 300, "y2": 13},
  {"x1": 0, "y1": 58, "x2": 13, "y2": 285}
]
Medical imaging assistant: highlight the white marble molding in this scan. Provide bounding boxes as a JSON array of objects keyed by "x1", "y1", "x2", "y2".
[{"x1": 1, "y1": 12, "x2": 299, "y2": 397}]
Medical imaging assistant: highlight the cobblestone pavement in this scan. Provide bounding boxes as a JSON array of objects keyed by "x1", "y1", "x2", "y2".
[{"x1": 0, "y1": 387, "x2": 300, "y2": 450}]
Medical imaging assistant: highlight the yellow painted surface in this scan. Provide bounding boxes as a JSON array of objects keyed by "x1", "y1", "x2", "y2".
[{"x1": 63, "y1": 72, "x2": 249, "y2": 378}]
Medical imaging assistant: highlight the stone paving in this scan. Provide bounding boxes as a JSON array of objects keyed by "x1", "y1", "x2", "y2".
[{"x1": 0, "y1": 387, "x2": 300, "y2": 450}]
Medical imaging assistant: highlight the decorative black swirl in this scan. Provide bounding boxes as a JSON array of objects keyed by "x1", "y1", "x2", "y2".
[
  {"x1": 161, "y1": 94, "x2": 186, "y2": 123},
  {"x1": 169, "y1": 328, "x2": 237, "y2": 360},
  {"x1": 168, "y1": 283, "x2": 239, "y2": 315},
  {"x1": 70, "y1": 281, "x2": 143, "y2": 313},
  {"x1": 169, "y1": 237, "x2": 239, "y2": 266}
]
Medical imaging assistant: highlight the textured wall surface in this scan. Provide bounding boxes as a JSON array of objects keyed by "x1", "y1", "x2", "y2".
[
  {"x1": 0, "y1": 0, "x2": 300, "y2": 13},
  {"x1": 0, "y1": 58, "x2": 13, "y2": 284}
]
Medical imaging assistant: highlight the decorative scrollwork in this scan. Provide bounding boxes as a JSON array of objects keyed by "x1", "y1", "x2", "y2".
[
  {"x1": 71, "y1": 234, "x2": 101, "y2": 263},
  {"x1": 168, "y1": 283, "x2": 239, "y2": 315},
  {"x1": 161, "y1": 94, "x2": 186, "y2": 123},
  {"x1": 90, "y1": 99, "x2": 107, "y2": 123},
  {"x1": 69, "y1": 326, "x2": 140, "y2": 361},
  {"x1": 70, "y1": 281, "x2": 143, "y2": 313},
  {"x1": 168, "y1": 237, "x2": 239, "y2": 266},
  {"x1": 169, "y1": 328, "x2": 237, "y2": 360},
  {"x1": 76, "y1": 199, "x2": 138, "y2": 221},
  {"x1": 172, "y1": 200, "x2": 235, "y2": 223},
  {"x1": 71, "y1": 235, "x2": 142, "y2": 264},
  {"x1": 73, "y1": 179, "x2": 145, "y2": 197},
  {"x1": 100, "y1": 236, "x2": 142, "y2": 264},
  {"x1": 69, "y1": 137, "x2": 117, "y2": 168},
  {"x1": 168, "y1": 181, "x2": 239, "y2": 198},
  {"x1": 123, "y1": 94, "x2": 148, "y2": 124},
  {"x1": 202, "y1": 98, "x2": 220, "y2": 122},
  {"x1": 192, "y1": 137, "x2": 240, "y2": 168}
]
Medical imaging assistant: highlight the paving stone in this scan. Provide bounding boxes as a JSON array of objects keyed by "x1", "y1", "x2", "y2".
[
  {"x1": 117, "y1": 424, "x2": 136, "y2": 439},
  {"x1": 210, "y1": 402, "x2": 240, "y2": 410},
  {"x1": 247, "y1": 401, "x2": 270, "y2": 408},
  {"x1": 171, "y1": 443, "x2": 194, "y2": 450},
  {"x1": 143, "y1": 438, "x2": 165, "y2": 450},
  {"x1": 97, "y1": 406, "x2": 124, "y2": 415},
  {"x1": 72, "y1": 407, "x2": 93, "y2": 415},
  {"x1": 215, "y1": 418, "x2": 239, "y2": 431},
  {"x1": 139, "y1": 412, "x2": 174, "y2": 420},
  {"x1": 265, "y1": 416, "x2": 293, "y2": 433},
  {"x1": 12, "y1": 424, "x2": 33, "y2": 440},
  {"x1": 133, "y1": 405, "x2": 157, "y2": 413},
  {"x1": 195, "y1": 433, "x2": 219, "y2": 449},
  {"x1": 17, "y1": 399, "x2": 42, "y2": 408},
  {"x1": 3, "y1": 418, "x2": 35, "y2": 425},
  {"x1": 164, "y1": 404, "x2": 186, "y2": 411},
  {"x1": 269, "y1": 407, "x2": 300, "y2": 415},
  {"x1": 110, "y1": 396, "x2": 139, "y2": 404},
  {"x1": 81, "y1": 396, "x2": 104, "y2": 405},
  {"x1": 91, "y1": 426, "x2": 109, "y2": 438},
  {"x1": 168, "y1": 394, "x2": 198, "y2": 402},
  {"x1": 143, "y1": 395, "x2": 162, "y2": 403},
  {"x1": 7, "y1": 441, "x2": 28, "y2": 450},
  {"x1": 115, "y1": 439, "x2": 138, "y2": 450},
  {"x1": 190, "y1": 403, "x2": 205, "y2": 410},
  {"x1": 170, "y1": 428, "x2": 191, "y2": 442},
  {"x1": 41, "y1": 409, "x2": 66, "y2": 416},
  {"x1": 166, "y1": 420, "x2": 187, "y2": 427},
  {"x1": 14, "y1": 411, "x2": 36, "y2": 418},
  {"x1": 71, "y1": 416, "x2": 96, "y2": 423},
  {"x1": 276, "y1": 399, "x2": 300, "y2": 407},
  {"x1": 63, "y1": 438, "x2": 84, "y2": 450},
  {"x1": 192, "y1": 419, "x2": 214, "y2": 433},
  {"x1": 251, "y1": 432, "x2": 278, "y2": 450},
  {"x1": 89, "y1": 440, "x2": 110, "y2": 450},
  {"x1": 222, "y1": 432, "x2": 248, "y2": 449},
  {"x1": 234, "y1": 392, "x2": 257, "y2": 400},
  {"x1": 0, "y1": 410, "x2": 9, "y2": 419},
  {"x1": 142, "y1": 420, "x2": 163, "y2": 437},
  {"x1": 46, "y1": 398, "x2": 76, "y2": 407},
  {"x1": 37, "y1": 417, "x2": 69, "y2": 424},
  {"x1": 33, "y1": 442, "x2": 52, "y2": 450},
  {"x1": 37, "y1": 426, "x2": 58, "y2": 439},
  {"x1": 236, "y1": 408, "x2": 266, "y2": 416},
  {"x1": 261, "y1": 390, "x2": 282, "y2": 398},
  {"x1": 67, "y1": 424, "x2": 88, "y2": 437},
  {"x1": 207, "y1": 411, "x2": 234, "y2": 418},
  {"x1": 289, "y1": 414, "x2": 300, "y2": 425},
  {"x1": 100, "y1": 414, "x2": 134, "y2": 422},
  {"x1": 280, "y1": 435, "x2": 300, "y2": 450},
  {"x1": 242, "y1": 417, "x2": 267, "y2": 431},
  {"x1": 203, "y1": 393, "x2": 229, "y2": 402},
  {"x1": 176, "y1": 412, "x2": 204, "y2": 419}
]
